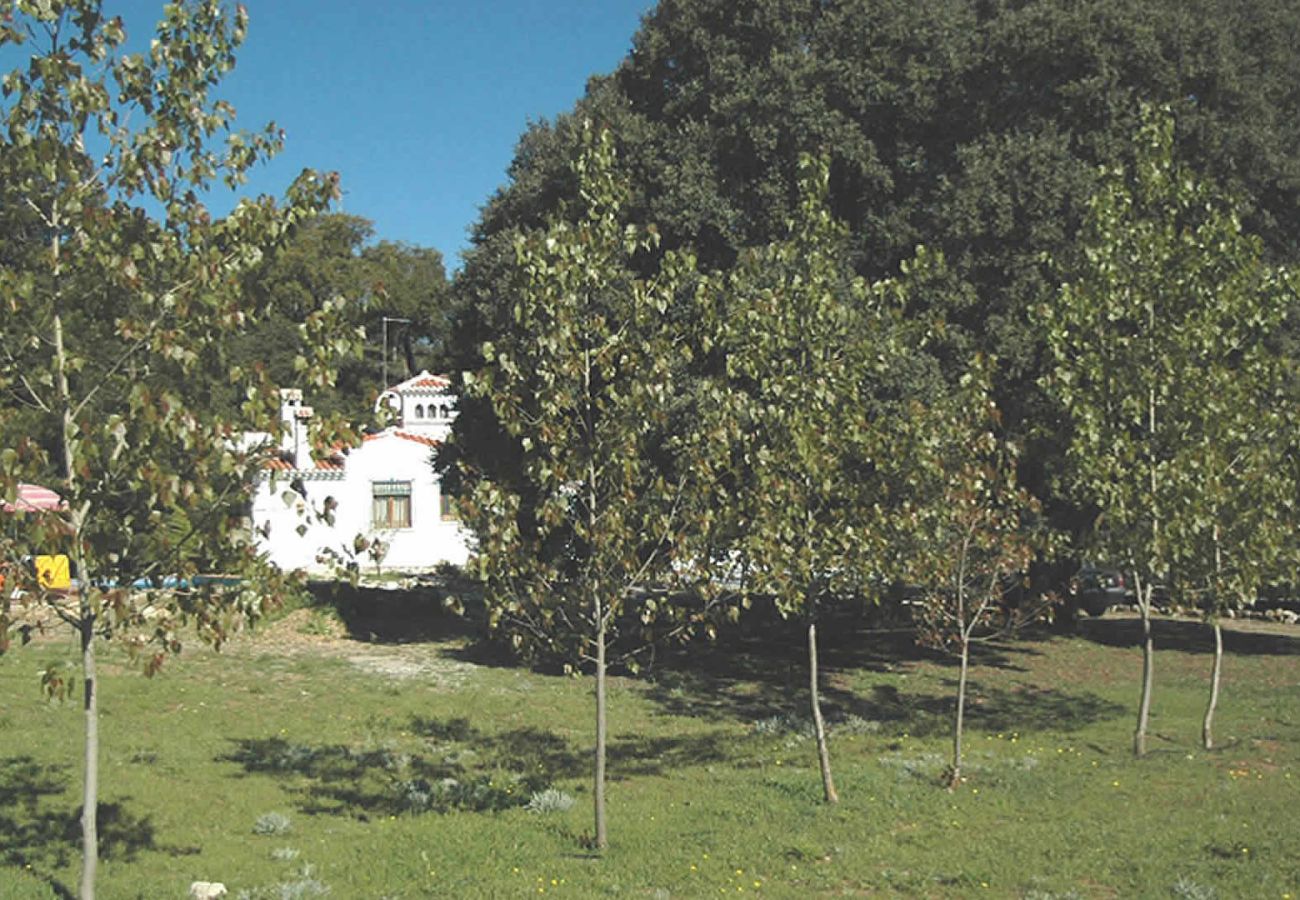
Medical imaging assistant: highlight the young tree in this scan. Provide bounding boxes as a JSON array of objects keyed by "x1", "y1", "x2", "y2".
[
  {"x1": 1162, "y1": 268, "x2": 1299, "y2": 750},
  {"x1": 907, "y1": 367, "x2": 1045, "y2": 788},
  {"x1": 0, "y1": 3, "x2": 353, "y2": 895},
  {"x1": 714, "y1": 156, "x2": 937, "y2": 803},
  {"x1": 452, "y1": 124, "x2": 723, "y2": 851},
  {"x1": 1041, "y1": 105, "x2": 1299, "y2": 756},
  {"x1": 1183, "y1": 417, "x2": 1298, "y2": 750}
]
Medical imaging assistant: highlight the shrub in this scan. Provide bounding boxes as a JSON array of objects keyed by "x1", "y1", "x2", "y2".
[
  {"x1": 235, "y1": 864, "x2": 330, "y2": 899},
  {"x1": 394, "y1": 774, "x2": 523, "y2": 814},
  {"x1": 252, "y1": 812, "x2": 292, "y2": 836},
  {"x1": 525, "y1": 788, "x2": 576, "y2": 814}
]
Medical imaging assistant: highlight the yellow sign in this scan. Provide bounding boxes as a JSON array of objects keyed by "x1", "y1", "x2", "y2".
[{"x1": 35, "y1": 554, "x2": 71, "y2": 590}]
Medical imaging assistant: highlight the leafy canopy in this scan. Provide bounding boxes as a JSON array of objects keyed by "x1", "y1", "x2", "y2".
[
  {"x1": 0, "y1": 0, "x2": 355, "y2": 656},
  {"x1": 714, "y1": 154, "x2": 938, "y2": 615},
  {"x1": 455, "y1": 123, "x2": 721, "y2": 669},
  {"x1": 1042, "y1": 105, "x2": 1300, "y2": 597}
]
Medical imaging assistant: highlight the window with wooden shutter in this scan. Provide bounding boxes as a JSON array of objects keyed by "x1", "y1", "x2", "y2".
[{"x1": 372, "y1": 480, "x2": 412, "y2": 529}]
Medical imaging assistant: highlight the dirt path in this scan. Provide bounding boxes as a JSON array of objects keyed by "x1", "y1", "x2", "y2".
[{"x1": 229, "y1": 607, "x2": 482, "y2": 687}]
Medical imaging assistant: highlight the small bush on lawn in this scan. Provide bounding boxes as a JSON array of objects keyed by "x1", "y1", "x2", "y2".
[
  {"x1": 235, "y1": 864, "x2": 330, "y2": 899},
  {"x1": 525, "y1": 788, "x2": 576, "y2": 814},
  {"x1": 395, "y1": 774, "x2": 524, "y2": 814},
  {"x1": 252, "y1": 812, "x2": 292, "y2": 836}
]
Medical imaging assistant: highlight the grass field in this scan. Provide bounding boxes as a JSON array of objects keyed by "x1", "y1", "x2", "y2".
[{"x1": 1, "y1": 595, "x2": 1298, "y2": 898}]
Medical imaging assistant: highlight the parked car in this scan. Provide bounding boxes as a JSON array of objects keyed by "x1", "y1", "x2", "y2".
[{"x1": 1069, "y1": 563, "x2": 1128, "y2": 617}]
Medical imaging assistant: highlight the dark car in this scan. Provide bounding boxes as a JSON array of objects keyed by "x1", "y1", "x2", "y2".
[{"x1": 1069, "y1": 564, "x2": 1128, "y2": 616}]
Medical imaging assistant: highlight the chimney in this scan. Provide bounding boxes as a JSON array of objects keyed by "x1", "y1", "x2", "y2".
[{"x1": 278, "y1": 389, "x2": 313, "y2": 469}]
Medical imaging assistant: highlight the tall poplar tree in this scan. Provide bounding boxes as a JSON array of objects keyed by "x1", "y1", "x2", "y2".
[
  {"x1": 0, "y1": 3, "x2": 354, "y2": 895},
  {"x1": 1156, "y1": 221, "x2": 1300, "y2": 752},
  {"x1": 453, "y1": 124, "x2": 723, "y2": 851},
  {"x1": 715, "y1": 156, "x2": 936, "y2": 803},
  {"x1": 1180, "y1": 390, "x2": 1298, "y2": 750},
  {"x1": 1042, "y1": 105, "x2": 1299, "y2": 756}
]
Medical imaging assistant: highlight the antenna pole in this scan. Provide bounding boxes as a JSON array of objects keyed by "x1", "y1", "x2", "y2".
[{"x1": 381, "y1": 315, "x2": 412, "y2": 389}]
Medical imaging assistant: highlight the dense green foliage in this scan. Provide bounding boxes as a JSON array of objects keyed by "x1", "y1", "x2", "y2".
[
  {"x1": 0, "y1": 0, "x2": 345, "y2": 640},
  {"x1": 235, "y1": 213, "x2": 452, "y2": 423},
  {"x1": 1045, "y1": 107, "x2": 1300, "y2": 601},
  {"x1": 451, "y1": 0, "x2": 1300, "y2": 531},
  {"x1": 0, "y1": 2, "x2": 360, "y2": 893},
  {"x1": 456, "y1": 126, "x2": 715, "y2": 671},
  {"x1": 453, "y1": 125, "x2": 727, "y2": 848},
  {"x1": 714, "y1": 156, "x2": 931, "y2": 620},
  {"x1": 706, "y1": 156, "x2": 949, "y2": 802},
  {"x1": 470, "y1": 0, "x2": 1300, "y2": 307},
  {"x1": 1041, "y1": 106, "x2": 1300, "y2": 755}
]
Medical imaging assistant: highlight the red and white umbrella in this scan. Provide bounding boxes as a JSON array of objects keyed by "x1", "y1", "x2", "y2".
[{"x1": 1, "y1": 483, "x2": 66, "y2": 513}]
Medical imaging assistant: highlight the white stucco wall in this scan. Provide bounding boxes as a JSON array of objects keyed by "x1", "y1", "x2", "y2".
[
  {"x1": 250, "y1": 371, "x2": 471, "y2": 575},
  {"x1": 251, "y1": 430, "x2": 470, "y2": 575}
]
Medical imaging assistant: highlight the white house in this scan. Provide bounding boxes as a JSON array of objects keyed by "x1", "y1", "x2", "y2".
[{"x1": 249, "y1": 371, "x2": 470, "y2": 574}]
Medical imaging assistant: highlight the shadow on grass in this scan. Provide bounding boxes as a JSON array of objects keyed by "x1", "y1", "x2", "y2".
[
  {"x1": 667, "y1": 602, "x2": 1037, "y2": 677},
  {"x1": 1076, "y1": 615, "x2": 1300, "y2": 656},
  {"x1": 642, "y1": 655, "x2": 1126, "y2": 739},
  {"x1": 635, "y1": 606, "x2": 1107, "y2": 736},
  {"x1": 306, "y1": 579, "x2": 481, "y2": 645},
  {"x1": 838, "y1": 681, "x2": 1127, "y2": 738},
  {"x1": 0, "y1": 755, "x2": 163, "y2": 898},
  {"x1": 221, "y1": 721, "x2": 733, "y2": 819},
  {"x1": 295, "y1": 585, "x2": 1130, "y2": 748},
  {"x1": 222, "y1": 736, "x2": 465, "y2": 817},
  {"x1": 405, "y1": 715, "x2": 731, "y2": 779}
]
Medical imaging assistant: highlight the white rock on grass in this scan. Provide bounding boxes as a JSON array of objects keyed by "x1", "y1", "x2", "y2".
[{"x1": 189, "y1": 882, "x2": 228, "y2": 899}]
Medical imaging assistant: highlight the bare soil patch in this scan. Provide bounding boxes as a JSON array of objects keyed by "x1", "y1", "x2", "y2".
[{"x1": 231, "y1": 607, "x2": 481, "y2": 687}]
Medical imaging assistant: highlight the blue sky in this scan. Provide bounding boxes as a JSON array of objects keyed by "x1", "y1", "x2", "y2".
[{"x1": 119, "y1": 0, "x2": 658, "y2": 270}]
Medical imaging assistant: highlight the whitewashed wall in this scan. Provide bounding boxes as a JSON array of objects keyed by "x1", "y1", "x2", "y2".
[{"x1": 251, "y1": 431, "x2": 470, "y2": 575}]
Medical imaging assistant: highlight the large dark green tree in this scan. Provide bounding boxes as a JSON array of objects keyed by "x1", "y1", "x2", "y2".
[
  {"x1": 452, "y1": 0, "x2": 1300, "y2": 531},
  {"x1": 0, "y1": 3, "x2": 357, "y2": 895},
  {"x1": 235, "y1": 212, "x2": 452, "y2": 422},
  {"x1": 485, "y1": 0, "x2": 1300, "y2": 293}
]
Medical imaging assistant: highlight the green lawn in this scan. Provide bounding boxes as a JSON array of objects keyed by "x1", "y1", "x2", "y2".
[{"x1": 1, "y1": 603, "x2": 1297, "y2": 898}]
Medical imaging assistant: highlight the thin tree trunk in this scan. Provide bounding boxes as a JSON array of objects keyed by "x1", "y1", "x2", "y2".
[
  {"x1": 950, "y1": 636, "x2": 970, "y2": 789},
  {"x1": 807, "y1": 623, "x2": 838, "y2": 804},
  {"x1": 1201, "y1": 524, "x2": 1225, "y2": 752},
  {"x1": 593, "y1": 614, "x2": 608, "y2": 850},
  {"x1": 1135, "y1": 332, "x2": 1159, "y2": 760},
  {"x1": 80, "y1": 614, "x2": 98, "y2": 899},
  {"x1": 1203, "y1": 619, "x2": 1222, "y2": 751},
  {"x1": 582, "y1": 345, "x2": 608, "y2": 852},
  {"x1": 1134, "y1": 584, "x2": 1154, "y2": 758},
  {"x1": 51, "y1": 217, "x2": 98, "y2": 898}
]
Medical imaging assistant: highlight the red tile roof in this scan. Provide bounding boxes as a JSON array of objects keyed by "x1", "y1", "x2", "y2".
[
  {"x1": 364, "y1": 430, "x2": 441, "y2": 448},
  {"x1": 386, "y1": 370, "x2": 452, "y2": 392},
  {"x1": 256, "y1": 416, "x2": 439, "y2": 473},
  {"x1": 263, "y1": 456, "x2": 345, "y2": 472}
]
